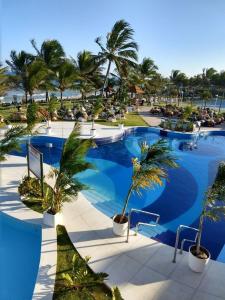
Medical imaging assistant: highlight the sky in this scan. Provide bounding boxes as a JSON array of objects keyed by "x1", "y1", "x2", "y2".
[{"x1": 1, "y1": 0, "x2": 225, "y2": 76}]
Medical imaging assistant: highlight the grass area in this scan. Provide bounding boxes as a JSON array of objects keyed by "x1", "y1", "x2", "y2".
[
  {"x1": 95, "y1": 112, "x2": 148, "y2": 127},
  {"x1": 0, "y1": 100, "x2": 75, "y2": 120},
  {"x1": 21, "y1": 195, "x2": 117, "y2": 299},
  {"x1": 0, "y1": 101, "x2": 148, "y2": 127},
  {"x1": 53, "y1": 225, "x2": 112, "y2": 300}
]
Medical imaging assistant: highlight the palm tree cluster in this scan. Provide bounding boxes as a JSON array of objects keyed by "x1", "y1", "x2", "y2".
[
  {"x1": 2, "y1": 19, "x2": 225, "y2": 108},
  {"x1": 3, "y1": 19, "x2": 165, "y2": 106}
]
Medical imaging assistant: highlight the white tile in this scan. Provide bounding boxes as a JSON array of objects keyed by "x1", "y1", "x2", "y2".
[
  {"x1": 104, "y1": 254, "x2": 142, "y2": 286},
  {"x1": 121, "y1": 266, "x2": 194, "y2": 300},
  {"x1": 170, "y1": 252, "x2": 207, "y2": 288},
  {"x1": 146, "y1": 244, "x2": 184, "y2": 276},
  {"x1": 192, "y1": 291, "x2": 224, "y2": 300},
  {"x1": 198, "y1": 260, "x2": 225, "y2": 299}
]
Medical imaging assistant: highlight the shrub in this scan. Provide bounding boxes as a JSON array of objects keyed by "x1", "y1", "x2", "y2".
[{"x1": 18, "y1": 176, "x2": 42, "y2": 198}]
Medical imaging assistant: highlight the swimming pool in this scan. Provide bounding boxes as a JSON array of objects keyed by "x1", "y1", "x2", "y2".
[
  {"x1": 15, "y1": 128, "x2": 225, "y2": 262},
  {"x1": 0, "y1": 212, "x2": 41, "y2": 300}
]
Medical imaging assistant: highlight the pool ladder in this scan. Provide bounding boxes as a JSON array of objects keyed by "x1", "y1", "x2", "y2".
[
  {"x1": 172, "y1": 225, "x2": 199, "y2": 263},
  {"x1": 126, "y1": 208, "x2": 160, "y2": 243}
]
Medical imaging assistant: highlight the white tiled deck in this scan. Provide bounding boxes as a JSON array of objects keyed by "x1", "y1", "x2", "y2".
[
  {"x1": 63, "y1": 194, "x2": 225, "y2": 300},
  {"x1": 0, "y1": 155, "x2": 56, "y2": 300},
  {"x1": 35, "y1": 121, "x2": 125, "y2": 140}
]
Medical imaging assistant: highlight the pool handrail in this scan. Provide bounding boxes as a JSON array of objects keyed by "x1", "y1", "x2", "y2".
[
  {"x1": 172, "y1": 224, "x2": 199, "y2": 263},
  {"x1": 126, "y1": 208, "x2": 160, "y2": 242}
]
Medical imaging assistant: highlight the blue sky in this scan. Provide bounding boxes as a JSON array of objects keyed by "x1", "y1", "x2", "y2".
[{"x1": 1, "y1": 0, "x2": 225, "y2": 76}]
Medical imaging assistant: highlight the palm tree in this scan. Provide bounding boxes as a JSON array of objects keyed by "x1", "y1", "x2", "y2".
[
  {"x1": 54, "y1": 59, "x2": 76, "y2": 107},
  {"x1": 0, "y1": 126, "x2": 27, "y2": 161},
  {"x1": 30, "y1": 39, "x2": 65, "y2": 101},
  {"x1": 95, "y1": 19, "x2": 138, "y2": 97},
  {"x1": 6, "y1": 50, "x2": 34, "y2": 103},
  {"x1": 46, "y1": 123, "x2": 94, "y2": 214},
  {"x1": 170, "y1": 70, "x2": 188, "y2": 105},
  {"x1": 201, "y1": 90, "x2": 212, "y2": 108},
  {"x1": 0, "y1": 65, "x2": 9, "y2": 96},
  {"x1": 26, "y1": 60, "x2": 50, "y2": 102},
  {"x1": 136, "y1": 58, "x2": 159, "y2": 96},
  {"x1": 117, "y1": 139, "x2": 178, "y2": 223},
  {"x1": 195, "y1": 162, "x2": 225, "y2": 257},
  {"x1": 71, "y1": 50, "x2": 103, "y2": 99}
]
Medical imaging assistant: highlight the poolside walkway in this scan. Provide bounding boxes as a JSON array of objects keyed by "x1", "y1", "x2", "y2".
[
  {"x1": 63, "y1": 194, "x2": 225, "y2": 300},
  {"x1": 0, "y1": 155, "x2": 57, "y2": 300},
  {"x1": 35, "y1": 121, "x2": 125, "y2": 140}
]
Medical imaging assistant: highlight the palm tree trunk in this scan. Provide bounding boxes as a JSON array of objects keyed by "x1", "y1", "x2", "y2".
[
  {"x1": 29, "y1": 93, "x2": 33, "y2": 103},
  {"x1": 45, "y1": 91, "x2": 49, "y2": 102},
  {"x1": 101, "y1": 60, "x2": 111, "y2": 98},
  {"x1": 25, "y1": 91, "x2": 28, "y2": 104},
  {"x1": 60, "y1": 91, "x2": 63, "y2": 108},
  {"x1": 196, "y1": 214, "x2": 204, "y2": 255},
  {"x1": 120, "y1": 184, "x2": 133, "y2": 222},
  {"x1": 219, "y1": 92, "x2": 224, "y2": 112}
]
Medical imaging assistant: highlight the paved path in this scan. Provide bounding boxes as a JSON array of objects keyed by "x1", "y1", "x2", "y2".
[
  {"x1": 138, "y1": 106, "x2": 162, "y2": 127},
  {"x1": 138, "y1": 105, "x2": 225, "y2": 132}
]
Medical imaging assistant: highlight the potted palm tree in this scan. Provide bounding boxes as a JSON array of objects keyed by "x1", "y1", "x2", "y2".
[
  {"x1": 189, "y1": 162, "x2": 225, "y2": 272},
  {"x1": 113, "y1": 139, "x2": 178, "y2": 236},
  {"x1": 43, "y1": 123, "x2": 94, "y2": 227}
]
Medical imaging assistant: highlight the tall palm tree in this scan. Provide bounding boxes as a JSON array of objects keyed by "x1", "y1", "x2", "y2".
[
  {"x1": 26, "y1": 59, "x2": 50, "y2": 102},
  {"x1": 30, "y1": 39, "x2": 65, "y2": 101},
  {"x1": 136, "y1": 58, "x2": 159, "y2": 95},
  {"x1": 170, "y1": 70, "x2": 188, "y2": 105},
  {"x1": 71, "y1": 50, "x2": 103, "y2": 99},
  {"x1": 0, "y1": 65, "x2": 9, "y2": 96},
  {"x1": 46, "y1": 123, "x2": 94, "y2": 214},
  {"x1": 95, "y1": 19, "x2": 138, "y2": 97},
  {"x1": 54, "y1": 59, "x2": 76, "y2": 107},
  {"x1": 118, "y1": 139, "x2": 178, "y2": 223},
  {"x1": 6, "y1": 50, "x2": 34, "y2": 103}
]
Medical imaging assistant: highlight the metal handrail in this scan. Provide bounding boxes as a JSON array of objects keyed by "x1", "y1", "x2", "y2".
[
  {"x1": 126, "y1": 208, "x2": 160, "y2": 242},
  {"x1": 172, "y1": 225, "x2": 199, "y2": 263}
]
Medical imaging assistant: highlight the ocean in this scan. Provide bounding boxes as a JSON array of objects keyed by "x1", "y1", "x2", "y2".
[{"x1": 1, "y1": 89, "x2": 80, "y2": 103}]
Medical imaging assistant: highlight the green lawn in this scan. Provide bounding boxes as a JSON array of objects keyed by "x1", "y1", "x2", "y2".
[
  {"x1": 95, "y1": 112, "x2": 148, "y2": 127},
  {"x1": 53, "y1": 225, "x2": 112, "y2": 300}
]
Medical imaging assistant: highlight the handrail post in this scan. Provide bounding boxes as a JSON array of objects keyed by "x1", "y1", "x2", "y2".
[
  {"x1": 126, "y1": 210, "x2": 131, "y2": 243},
  {"x1": 173, "y1": 226, "x2": 180, "y2": 263}
]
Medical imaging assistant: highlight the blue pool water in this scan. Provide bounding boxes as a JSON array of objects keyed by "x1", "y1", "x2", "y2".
[
  {"x1": 14, "y1": 129, "x2": 225, "y2": 261},
  {"x1": 0, "y1": 212, "x2": 41, "y2": 300}
]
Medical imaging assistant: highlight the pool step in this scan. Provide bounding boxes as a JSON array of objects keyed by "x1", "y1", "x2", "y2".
[
  {"x1": 136, "y1": 222, "x2": 167, "y2": 238},
  {"x1": 217, "y1": 244, "x2": 225, "y2": 263}
]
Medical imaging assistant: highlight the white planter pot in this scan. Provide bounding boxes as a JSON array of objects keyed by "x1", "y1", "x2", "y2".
[
  {"x1": 118, "y1": 124, "x2": 124, "y2": 130},
  {"x1": 90, "y1": 128, "x2": 97, "y2": 137},
  {"x1": 43, "y1": 211, "x2": 63, "y2": 227},
  {"x1": 46, "y1": 127, "x2": 52, "y2": 135},
  {"x1": 112, "y1": 215, "x2": 128, "y2": 236},
  {"x1": 188, "y1": 245, "x2": 210, "y2": 273}
]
